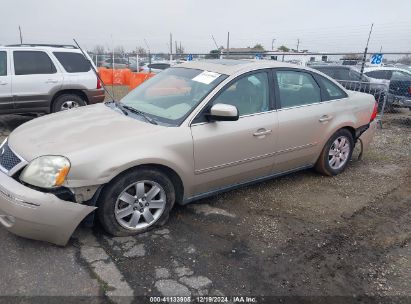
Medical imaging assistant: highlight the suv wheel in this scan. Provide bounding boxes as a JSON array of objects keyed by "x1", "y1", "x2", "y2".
[
  {"x1": 52, "y1": 94, "x2": 87, "y2": 112},
  {"x1": 98, "y1": 168, "x2": 175, "y2": 236},
  {"x1": 315, "y1": 129, "x2": 354, "y2": 176}
]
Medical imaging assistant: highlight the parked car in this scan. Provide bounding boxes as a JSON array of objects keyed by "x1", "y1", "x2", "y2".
[
  {"x1": 364, "y1": 67, "x2": 411, "y2": 111},
  {"x1": 388, "y1": 75, "x2": 411, "y2": 110},
  {"x1": 364, "y1": 67, "x2": 411, "y2": 86},
  {"x1": 0, "y1": 44, "x2": 105, "y2": 114},
  {"x1": 142, "y1": 62, "x2": 171, "y2": 74},
  {"x1": 312, "y1": 65, "x2": 387, "y2": 110},
  {"x1": 101, "y1": 58, "x2": 129, "y2": 69},
  {"x1": 0, "y1": 60, "x2": 377, "y2": 245}
]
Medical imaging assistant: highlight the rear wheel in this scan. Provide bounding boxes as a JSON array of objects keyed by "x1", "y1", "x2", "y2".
[
  {"x1": 315, "y1": 129, "x2": 354, "y2": 176},
  {"x1": 52, "y1": 94, "x2": 87, "y2": 112},
  {"x1": 98, "y1": 168, "x2": 175, "y2": 236}
]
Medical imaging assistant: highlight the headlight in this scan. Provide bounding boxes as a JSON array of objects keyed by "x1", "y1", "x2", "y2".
[{"x1": 20, "y1": 156, "x2": 70, "y2": 189}]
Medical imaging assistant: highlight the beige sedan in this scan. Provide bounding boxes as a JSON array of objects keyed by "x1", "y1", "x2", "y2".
[{"x1": 0, "y1": 60, "x2": 378, "y2": 245}]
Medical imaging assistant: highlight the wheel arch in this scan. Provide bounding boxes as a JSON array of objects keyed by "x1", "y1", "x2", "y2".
[{"x1": 93, "y1": 163, "x2": 185, "y2": 207}]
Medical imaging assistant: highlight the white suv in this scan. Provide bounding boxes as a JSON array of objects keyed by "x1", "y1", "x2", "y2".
[{"x1": 0, "y1": 44, "x2": 105, "y2": 114}]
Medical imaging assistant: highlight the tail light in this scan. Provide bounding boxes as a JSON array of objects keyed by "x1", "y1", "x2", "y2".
[
  {"x1": 370, "y1": 101, "x2": 378, "y2": 122},
  {"x1": 97, "y1": 78, "x2": 102, "y2": 89},
  {"x1": 408, "y1": 86, "x2": 411, "y2": 94}
]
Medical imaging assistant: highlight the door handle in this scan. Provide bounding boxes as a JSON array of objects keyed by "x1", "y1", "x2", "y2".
[
  {"x1": 253, "y1": 129, "x2": 272, "y2": 137},
  {"x1": 319, "y1": 115, "x2": 333, "y2": 122},
  {"x1": 45, "y1": 79, "x2": 58, "y2": 84},
  {"x1": 0, "y1": 81, "x2": 7, "y2": 85}
]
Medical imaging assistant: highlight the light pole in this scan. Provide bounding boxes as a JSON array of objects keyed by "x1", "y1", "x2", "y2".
[{"x1": 271, "y1": 38, "x2": 276, "y2": 50}]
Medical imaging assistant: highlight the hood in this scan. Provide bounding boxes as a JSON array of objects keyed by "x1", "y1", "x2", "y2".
[{"x1": 8, "y1": 103, "x2": 162, "y2": 161}]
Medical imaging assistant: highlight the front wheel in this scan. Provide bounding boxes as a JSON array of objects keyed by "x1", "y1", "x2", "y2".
[
  {"x1": 98, "y1": 168, "x2": 175, "y2": 236},
  {"x1": 52, "y1": 94, "x2": 87, "y2": 112},
  {"x1": 315, "y1": 129, "x2": 354, "y2": 176}
]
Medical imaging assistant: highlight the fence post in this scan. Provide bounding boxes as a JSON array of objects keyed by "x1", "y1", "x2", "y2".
[{"x1": 378, "y1": 92, "x2": 388, "y2": 129}]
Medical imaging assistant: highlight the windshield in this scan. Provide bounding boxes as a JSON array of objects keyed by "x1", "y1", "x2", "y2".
[{"x1": 120, "y1": 67, "x2": 228, "y2": 126}]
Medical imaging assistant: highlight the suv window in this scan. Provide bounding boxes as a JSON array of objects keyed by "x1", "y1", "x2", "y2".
[
  {"x1": 276, "y1": 70, "x2": 321, "y2": 108},
  {"x1": 211, "y1": 72, "x2": 270, "y2": 116},
  {"x1": 53, "y1": 52, "x2": 91, "y2": 73},
  {"x1": 316, "y1": 75, "x2": 347, "y2": 100},
  {"x1": 0, "y1": 52, "x2": 6, "y2": 76},
  {"x1": 14, "y1": 51, "x2": 56, "y2": 75}
]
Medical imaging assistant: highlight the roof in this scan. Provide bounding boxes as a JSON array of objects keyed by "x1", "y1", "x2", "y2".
[
  {"x1": 0, "y1": 44, "x2": 81, "y2": 52},
  {"x1": 364, "y1": 66, "x2": 411, "y2": 73},
  {"x1": 176, "y1": 59, "x2": 303, "y2": 75}
]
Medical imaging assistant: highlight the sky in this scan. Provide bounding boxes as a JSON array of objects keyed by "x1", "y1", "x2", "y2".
[{"x1": 1, "y1": 0, "x2": 410, "y2": 54}]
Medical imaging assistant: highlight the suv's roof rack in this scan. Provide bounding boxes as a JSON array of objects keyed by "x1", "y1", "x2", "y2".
[{"x1": 5, "y1": 44, "x2": 78, "y2": 49}]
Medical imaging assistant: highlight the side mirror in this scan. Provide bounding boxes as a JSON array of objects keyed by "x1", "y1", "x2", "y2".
[{"x1": 207, "y1": 103, "x2": 239, "y2": 121}]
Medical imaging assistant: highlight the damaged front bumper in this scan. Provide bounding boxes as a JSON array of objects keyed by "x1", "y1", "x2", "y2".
[{"x1": 0, "y1": 170, "x2": 96, "y2": 246}]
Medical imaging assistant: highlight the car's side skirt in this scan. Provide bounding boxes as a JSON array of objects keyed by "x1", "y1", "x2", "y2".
[{"x1": 182, "y1": 164, "x2": 313, "y2": 205}]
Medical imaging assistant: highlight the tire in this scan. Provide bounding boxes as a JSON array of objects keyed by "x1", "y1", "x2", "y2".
[
  {"x1": 97, "y1": 168, "x2": 176, "y2": 237},
  {"x1": 52, "y1": 94, "x2": 87, "y2": 112},
  {"x1": 315, "y1": 129, "x2": 354, "y2": 176}
]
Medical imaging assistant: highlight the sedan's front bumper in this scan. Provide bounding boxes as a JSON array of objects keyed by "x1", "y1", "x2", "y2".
[{"x1": 0, "y1": 171, "x2": 96, "y2": 246}]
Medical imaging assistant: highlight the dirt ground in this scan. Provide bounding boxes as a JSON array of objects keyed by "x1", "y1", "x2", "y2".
[{"x1": 0, "y1": 94, "x2": 410, "y2": 303}]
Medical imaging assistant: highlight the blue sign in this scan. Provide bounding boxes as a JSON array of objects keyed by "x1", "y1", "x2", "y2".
[
  {"x1": 187, "y1": 54, "x2": 193, "y2": 61},
  {"x1": 370, "y1": 53, "x2": 383, "y2": 65},
  {"x1": 255, "y1": 53, "x2": 263, "y2": 60}
]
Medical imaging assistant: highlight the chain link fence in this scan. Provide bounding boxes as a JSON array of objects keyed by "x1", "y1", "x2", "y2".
[{"x1": 90, "y1": 51, "x2": 411, "y2": 127}]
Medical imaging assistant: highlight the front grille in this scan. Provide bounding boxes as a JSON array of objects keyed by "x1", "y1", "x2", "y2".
[{"x1": 0, "y1": 143, "x2": 21, "y2": 172}]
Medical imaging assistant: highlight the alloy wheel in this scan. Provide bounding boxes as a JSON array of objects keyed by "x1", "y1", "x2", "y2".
[
  {"x1": 328, "y1": 136, "x2": 351, "y2": 170},
  {"x1": 114, "y1": 180, "x2": 167, "y2": 230}
]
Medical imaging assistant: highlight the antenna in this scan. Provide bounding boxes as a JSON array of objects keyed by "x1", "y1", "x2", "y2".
[
  {"x1": 18, "y1": 25, "x2": 23, "y2": 44},
  {"x1": 360, "y1": 23, "x2": 374, "y2": 77},
  {"x1": 73, "y1": 39, "x2": 115, "y2": 102},
  {"x1": 211, "y1": 35, "x2": 219, "y2": 49}
]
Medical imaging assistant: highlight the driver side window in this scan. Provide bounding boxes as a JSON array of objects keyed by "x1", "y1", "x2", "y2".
[{"x1": 211, "y1": 72, "x2": 270, "y2": 116}]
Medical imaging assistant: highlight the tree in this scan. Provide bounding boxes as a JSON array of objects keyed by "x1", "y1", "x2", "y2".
[
  {"x1": 93, "y1": 45, "x2": 105, "y2": 54},
  {"x1": 397, "y1": 55, "x2": 411, "y2": 65},
  {"x1": 114, "y1": 46, "x2": 125, "y2": 56},
  {"x1": 206, "y1": 49, "x2": 220, "y2": 59},
  {"x1": 136, "y1": 47, "x2": 147, "y2": 56},
  {"x1": 253, "y1": 43, "x2": 265, "y2": 51},
  {"x1": 278, "y1": 45, "x2": 290, "y2": 52},
  {"x1": 176, "y1": 45, "x2": 185, "y2": 54}
]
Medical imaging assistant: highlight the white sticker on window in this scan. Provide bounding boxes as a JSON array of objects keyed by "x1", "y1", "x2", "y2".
[{"x1": 192, "y1": 71, "x2": 221, "y2": 84}]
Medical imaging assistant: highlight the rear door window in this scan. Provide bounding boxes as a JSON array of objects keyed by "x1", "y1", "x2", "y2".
[
  {"x1": 316, "y1": 75, "x2": 348, "y2": 100},
  {"x1": 0, "y1": 51, "x2": 6, "y2": 76},
  {"x1": 276, "y1": 70, "x2": 321, "y2": 108},
  {"x1": 14, "y1": 51, "x2": 57, "y2": 75},
  {"x1": 53, "y1": 52, "x2": 91, "y2": 73}
]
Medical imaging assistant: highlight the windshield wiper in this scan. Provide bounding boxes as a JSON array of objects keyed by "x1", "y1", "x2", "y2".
[{"x1": 120, "y1": 104, "x2": 158, "y2": 125}]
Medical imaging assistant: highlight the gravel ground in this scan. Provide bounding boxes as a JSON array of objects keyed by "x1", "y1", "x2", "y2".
[{"x1": 0, "y1": 97, "x2": 410, "y2": 303}]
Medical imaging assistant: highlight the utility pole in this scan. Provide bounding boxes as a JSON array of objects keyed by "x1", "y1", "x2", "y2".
[
  {"x1": 271, "y1": 38, "x2": 276, "y2": 50},
  {"x1": 18, "y1": 25, "x2": 23, "y2": 44},
  {"x1": 226, "y1": 32, "x2": 230, "y2": 57},
  {"x1": 297, "y1": 39, "x2": 300, "y2": 52},
  {"x1": 360, "y1": 23, "x2": 374, "y2": 77},
  {"x1": 175, "y1": 41, "x2": 178, "y2": 55}
]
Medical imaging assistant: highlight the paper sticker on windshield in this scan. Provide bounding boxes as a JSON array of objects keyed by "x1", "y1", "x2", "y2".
[{"x1": 192, "y1": 71, "x2": 221, "y2": 84}]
